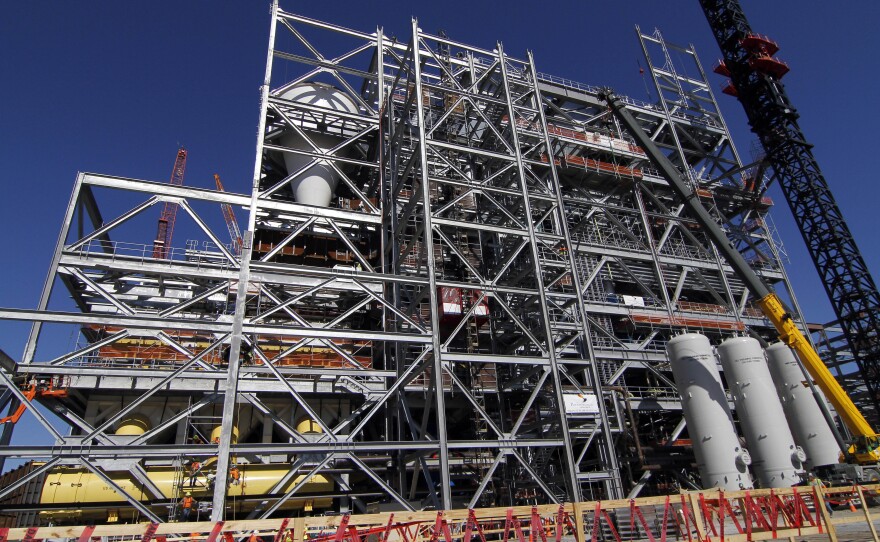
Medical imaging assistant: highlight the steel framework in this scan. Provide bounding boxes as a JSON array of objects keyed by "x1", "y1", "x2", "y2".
[
  {"x1": 0, "y1": 3, "x2": 809, "y2": 525},
  {"x1": 700, "y1": 0, "x2": 880, "y2": 426}
]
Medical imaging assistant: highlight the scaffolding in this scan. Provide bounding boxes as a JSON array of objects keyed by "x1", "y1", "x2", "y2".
[{"x1": 0, "y1": 5, "x2": 809, "y2": 525}]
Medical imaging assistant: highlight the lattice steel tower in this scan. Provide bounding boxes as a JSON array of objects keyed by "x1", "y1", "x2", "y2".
[{"x1": 700, "y1": 0, "x2": 880, "y2": 424}]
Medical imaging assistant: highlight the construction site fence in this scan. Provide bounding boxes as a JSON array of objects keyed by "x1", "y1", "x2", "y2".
[{"x1": 3, "y1": 484, "x2": 879, "y2": 542}]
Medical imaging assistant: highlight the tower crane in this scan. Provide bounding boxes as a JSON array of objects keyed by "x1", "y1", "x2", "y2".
[
  {"x1": 152, "y1": 147, "x2": 188, "y2": 259},
  {"x1": 214, "y1": 174, "x2": 242, "y2": 255},
  {"x1": 697, "y1": 1, "x2": 880, "y2": 427}
]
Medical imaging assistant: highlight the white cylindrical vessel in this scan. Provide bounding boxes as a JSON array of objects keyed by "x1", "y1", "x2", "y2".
[
  {"x1": 279, "y1": 83, "x2": 359, "y2": 207},
  {"x1": 717, "y1": 337, "x2": 804, "y2": 488},
  {"x1": 667, "y1": 333, "x2": 753, "y2": 490},
  {"x1": 766, "y1": 342, "x2": 840, "y2": 469}
]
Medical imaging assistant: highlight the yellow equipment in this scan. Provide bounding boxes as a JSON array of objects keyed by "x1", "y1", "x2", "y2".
[{"x1": 601, "y1": 90, "x2": 880, "y2": 469}]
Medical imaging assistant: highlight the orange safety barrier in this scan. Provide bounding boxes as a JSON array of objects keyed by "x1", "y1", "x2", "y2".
[
  {"x1": 539, "y1": 154, "x2": 643, "y2": 179},
  {"x1": 81, "y1": 326, "x2": 373, "y2": 369},
  {"x1": 630, "y1": 313, "x2": 746, "y2": 331},
  {"x1": 501, "y1": 116, "x2": 647, "y2": 156},
  {"x1": 4, "y1": 485, "x2": 877, "y2": 542}
]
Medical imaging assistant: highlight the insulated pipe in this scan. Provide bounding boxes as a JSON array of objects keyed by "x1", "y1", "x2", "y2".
[{"x1": 38, "y1": 465, "x2": 333, "y2": 521}]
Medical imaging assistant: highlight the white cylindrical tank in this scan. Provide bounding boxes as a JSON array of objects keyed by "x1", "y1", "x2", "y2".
[
  {"x1": 717, "y1": 336, "x2": 805, "y2": 488},
  {"x1": 667, "y1": 333, "x2": 753, "y2": 490},
  {"x1": 766, "y1": 342, "x2": 841, "y2": 469},
  {"x1": 279, "y1": 83, "x2": 359, "y2": 207}
]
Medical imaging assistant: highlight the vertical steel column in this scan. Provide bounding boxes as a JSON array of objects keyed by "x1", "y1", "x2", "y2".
[
  {"x1": 2, "y1": 174, "x2": 85, "y2": 473},
  {"x1": 636, "y1": 29, "x2": 693, "y2": 185},
  {"x1": 22, "y1": 173, "x2": 86, "y2": 364},
  {"x1": 526, "y1": 52, "x2": 623, "y2": 499},
  {"x1": 410, "y1": 18, "x2": 452, "y2": 509},
  {"x1": 210, "y1": 0, "x2": 279, "y2": 521},
  {"x1": 637, "y1": 28, "x2": 745, "y2": 323},
  {"x1": 497, "y1": 45, "x2": 580, "y2": 501}
]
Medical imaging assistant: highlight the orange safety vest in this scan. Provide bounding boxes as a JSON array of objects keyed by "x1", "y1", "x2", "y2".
[
  {"x1": 230, "y1": 467, "x2": 240, "y2": 480},
  {"x1": 182, "y1": 496, "x2": 194, "y2": 509}
]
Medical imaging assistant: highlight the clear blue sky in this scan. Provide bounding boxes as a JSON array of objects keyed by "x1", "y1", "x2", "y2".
[{"x1": 0, "y1": 1, "x2": 878, "y2": 360}]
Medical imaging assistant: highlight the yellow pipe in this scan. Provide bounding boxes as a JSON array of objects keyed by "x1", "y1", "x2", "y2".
[
  {"x1": 296, "y1": 417, "x2": 322, "y2": 434},
  {"x1": 210, "y1": 424, "x2": 239, "y2": 444},
  {"x1": 114, "y1": 413, "x2": 151, "y2": 436},
  {"x1": 39, "y1": 464, "x2": 333, "y2": 519}
]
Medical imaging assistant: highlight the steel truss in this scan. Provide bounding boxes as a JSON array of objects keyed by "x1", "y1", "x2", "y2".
[
  {"x1": 700, "y1": 0, "x2": 880, "y2": 426},
  {"x1": 0, "y1": 3, "x2": 808, "y2": 524}
]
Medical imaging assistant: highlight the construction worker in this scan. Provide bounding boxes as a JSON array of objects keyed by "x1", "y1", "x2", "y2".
[
  {"x1": 180, "y1": 492, "x2": 195, "y2": 522},
  {"x1": 206, "y1": 471, "x2": 216, "y2": 491},
  {"x1": 188, "y1": 459, "x2": 202, "y2": 486},
  {"x1": 809, "y1": 472, "x2": 834, "y2": 517},
  {"x1": 229, "y1": 464, "x2": 241, "y2": 486}
]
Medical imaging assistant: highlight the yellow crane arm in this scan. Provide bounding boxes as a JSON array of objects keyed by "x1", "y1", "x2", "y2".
[
  {"x1": 599, "y1": 89, "x2": 879, "y2": 459},
  {"x1": 759, "y1": 294, "x2": 879, "y2": 449}
]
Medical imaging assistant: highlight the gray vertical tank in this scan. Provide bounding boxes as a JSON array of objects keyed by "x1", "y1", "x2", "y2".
[
  {"x1": 766, "y1": 342, "x2": 841, "y2": 469},
  {"x1": 717, "y1": 336, "x2": 805, "y2": 488},
  {"x1": 667, "y1": 333, "x2": 753, "y2": 490}
]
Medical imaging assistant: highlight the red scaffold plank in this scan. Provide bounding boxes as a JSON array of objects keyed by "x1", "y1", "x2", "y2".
[
  {"x1": 554, "y1": 505, "x2": 566, "y2": 542},
  {"x1": 335, "y1": 515, "x2": 351, "y2": 542},
  {"x1": 630, "y1": 499, "x2": 657, "y2": 542},
  {"x1": 206, "y1": 522, "x2": 225, "y2": 542},
  {"x1": 679, "y1": 494, "x2": 693, "y2": 542},
  {"x1": 591, "y1": 502, "x2": 622, "y2": 542},
  {"x1": 660, "y1": 495, "x2": 670, "y2": 542},
  {"x1": 76, "y1": 526, "x2": 95, "y2": 542},
  {"x1": 274, "y1": 519, "x2": 290, "y2": 542},
  {"x1": 381, "y1": 513, "x2": 395, "y2": 542},
  {"x1": 141, "y1": 522, "x2": 160, "y2": 542}
]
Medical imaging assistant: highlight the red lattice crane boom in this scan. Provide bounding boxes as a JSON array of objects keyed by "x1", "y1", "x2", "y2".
[
  {"x1": 152, "y1": 148, "x2": 188, "y2": 259},
  {"x1": 214, "y1": 174, "x2": 242, "y2": 255}
]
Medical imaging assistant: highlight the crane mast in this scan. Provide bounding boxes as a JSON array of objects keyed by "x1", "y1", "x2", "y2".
[
  {"x1": 152, "y1": 148, "x2": 188, "y2": 259},
  {"x1": 214, "y1": 174, "x2": 242, "y2": 255},
  {"x1": 699, "y1": 0, "x2": 880, "y2": 424}
]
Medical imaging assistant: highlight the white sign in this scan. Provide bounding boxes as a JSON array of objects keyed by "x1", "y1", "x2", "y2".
[
  {"x1": 622, "y1": 295, "x2": 645, "y2": 307},
  {"x1": 563, "y1": 393, "x2": 600, "y2": 414}
]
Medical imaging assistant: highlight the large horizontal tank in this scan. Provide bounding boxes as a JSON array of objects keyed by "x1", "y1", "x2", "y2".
[
  {"x1": 279, "y1": 83, "x2": 359, "y2": 207},
  {"x1": 717, "y1": 336, "x2": 804, "y2": 488},
  {"x1": 38, "y1": 464, "x2": 333, "y2": 522},
  {"x1": 766, "y1": 341, "x2": 841, "y2": 469},
  {"x1": 667, "y1": 333, "x2": 753, "y2": 490}
]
